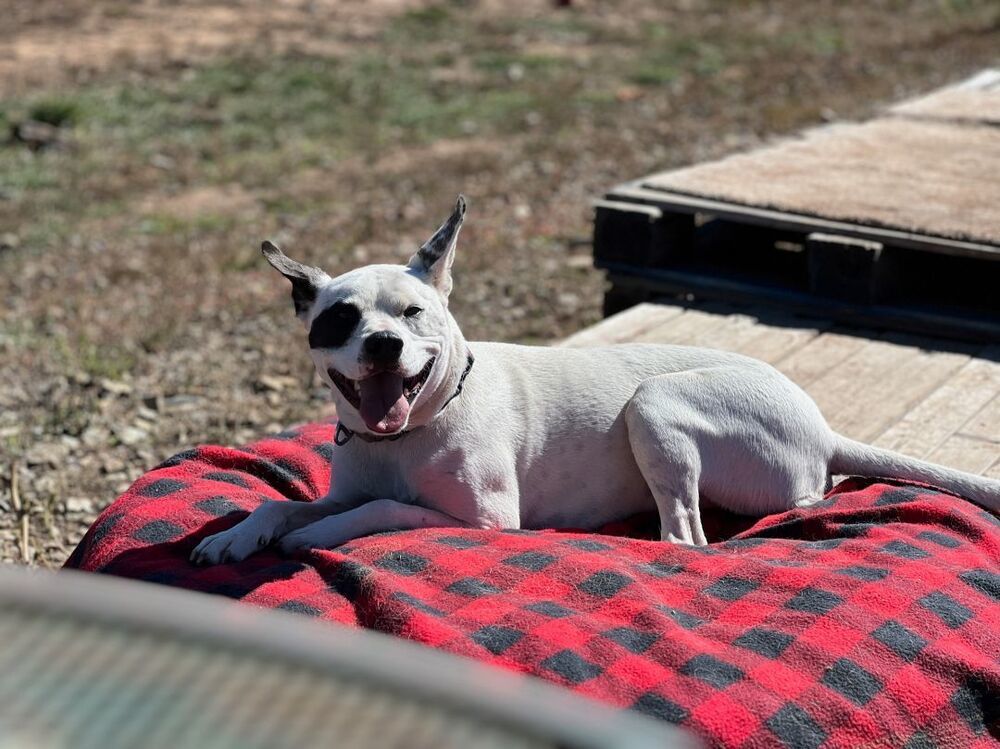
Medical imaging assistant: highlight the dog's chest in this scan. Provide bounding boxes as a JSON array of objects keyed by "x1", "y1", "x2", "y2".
[
  {"x1": 341, "y1": 439, "x2": 515, "y2": 526},
  {"x1": 341, "y1": 449, "x2": 416, "y2": 503}
]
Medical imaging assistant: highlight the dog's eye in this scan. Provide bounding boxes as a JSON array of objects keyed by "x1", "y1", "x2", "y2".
[{"x1": 403, "y1": 305, "x2": 423, "y2": 318}]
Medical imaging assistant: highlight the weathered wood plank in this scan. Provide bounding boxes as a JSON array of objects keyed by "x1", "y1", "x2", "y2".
[
  {"x1": 602, "y1": 264, "x2": 1000, "y2": 344},
  {"x1": 874, "y1": 353, "x2": 1000, "y2": 459},
  {"x1": 627, "y1": 115, "x2": 1000, "y2": 255},
  {"x1": 631, "y1": 307, "x2": 734, "y2": 346},
  {"x1": 560, "y1": 303, "x2": 683, "y2": 347},
  {"x1": 958, "y1": 391, "x2": 1000, "y2": 443},
  {"x1": 773, "y1": 330, "x2": 869, "y2": 387},
  {"x1": 927, "y1": 434, "x2": 1000, "y2": 476},
  {"x1": 670, "y1": 309, "x2": 766, "y2": 352},
  {"x1": 727, "y1": 315, "x2": 831, "y2": 365},
  {"x1": 668, "y1": 310, "x2": 828, "y2": 365},
  {"x1": 888, "y1": 68, "x2": 1000, "y2": 125},
  {"x1": 802, "y1": 338, "x2": 969, "y2": 443},
  {"x1": 563, "y1": 303, "x2": 826, "y2": 364},
  {"x1": 983, "y1": 457, "x2": 1000, "y2": 481},
  {"x1": 807, "y1": 232, "x2": 883, "y2": 305},
  {"x1": 609, "y1": 183, "x2": 1000, "y2": 261}
]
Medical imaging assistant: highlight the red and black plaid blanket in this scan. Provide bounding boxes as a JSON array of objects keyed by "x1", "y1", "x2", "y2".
[{"x1": 66, "y1": 423, "x2": 1000, "y2": 747}]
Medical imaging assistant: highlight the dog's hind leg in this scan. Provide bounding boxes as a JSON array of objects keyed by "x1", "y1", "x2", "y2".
[
  {"x1": 648, "y1": 469, "x2": 706, "y2": 546},
  {"x1": 625, "y1": 386, "x2": 707, "y2": 546}
]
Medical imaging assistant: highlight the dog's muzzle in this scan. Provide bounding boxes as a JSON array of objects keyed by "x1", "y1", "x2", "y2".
[{"x1": 328, "y1": 358, "x2": 435, "y2": 435}]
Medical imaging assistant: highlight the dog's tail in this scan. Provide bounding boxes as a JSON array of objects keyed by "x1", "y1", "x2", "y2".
[{"x1": 831, "y1": 435, "x2": 1000, "y2": 513}]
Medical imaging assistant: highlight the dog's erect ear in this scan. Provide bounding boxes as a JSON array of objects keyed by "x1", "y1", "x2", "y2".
[
  {"x1": 261, "y1": 241, "x2": 326, "y2": 318},
  {"x1": 407, "y1": 195, "x2": 466, "y2": 299}
]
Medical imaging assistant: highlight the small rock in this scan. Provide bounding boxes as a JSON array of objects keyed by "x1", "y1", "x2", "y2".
[
  {"x1": 65, "y1": 497, "x2": 95, "y2": 514},
  {"x1": 558, "y1": 292, "x2": 580, "y2": 309},
  {"x1": 0, "y1": 425, "x2": 22, "y2": 439},
  {"x1": 150, "y1": 153, "x2": 176, "y2": 170},
  {"x1": 100, "y1": 378, "x2": 132, "y2": 396},
  {"x1": 615, "y1": 85, "x2": 644, "y2": 103},
  {"x1": 117, "y1": 426, "x2": 148, "y2": 446},
  {"x1": 164, "y1": 394, "x2": 203, "y2": 410},
  {"x1": 81, "y1": 425, "x2": 111, "y2": 448},
  {"x1": 11, "y1": 119, "x2": 62, "y2": 150},
  {"x1": 133, "y1": 417, "x2": 156, "y2": 433},
  {"x1": 24, "y1": 442, "x2": 67, "y2": 467},
  {"x1": 101, "y1": 453, "x2": 127, "y2": 473},
  {"x1": 256, "y1": 374, "x2": 297, "y2": 393},
  {"x1": 70, "y1": 371, "x2": 94, "y2": 386},
  {"x1": 0, "y1": 232, "x2": 19, "y2": 251}
]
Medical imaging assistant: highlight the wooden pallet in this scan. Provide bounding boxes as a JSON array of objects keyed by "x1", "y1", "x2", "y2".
[
  {"x1": 562, "y1": 302, "x2": 1000, "y2": 479},
  {"x1": 594, "y1": 71, "x2": 1000, "y2": 342}
]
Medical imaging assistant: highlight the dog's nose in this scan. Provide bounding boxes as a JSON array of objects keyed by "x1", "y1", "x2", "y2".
[{"x1": 363, "y1": 331, "x2": 404, "y2": 364}]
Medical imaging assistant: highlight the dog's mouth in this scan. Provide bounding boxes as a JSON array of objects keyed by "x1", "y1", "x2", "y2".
[{"x1": 328, "y1": 358, "x2": 435, "y2": 434}]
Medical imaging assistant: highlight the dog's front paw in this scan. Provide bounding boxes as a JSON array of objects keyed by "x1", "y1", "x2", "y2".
[
  {"x1": 276, "y1": 527, "x2": 317, "y2": 556},
  {"x1": 190, "y1": 525, "x2": 271, "y2": 566}
]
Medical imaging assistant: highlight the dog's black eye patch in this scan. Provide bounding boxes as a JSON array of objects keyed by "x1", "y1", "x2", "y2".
[{"x1": 309, "y1": 302, "x2": 360, "y2": 349}]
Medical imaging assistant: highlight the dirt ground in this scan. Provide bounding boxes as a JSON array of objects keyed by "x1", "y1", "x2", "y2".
[{"x1": 2, "y1": 0, "x2": 998, "y2": 567}]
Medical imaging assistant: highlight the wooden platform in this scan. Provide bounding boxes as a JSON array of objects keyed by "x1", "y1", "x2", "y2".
[
  {"x1": 595, "y1": 70, "x2": 1000, "y2": 341},
  {"x1": 562, "y1": 302, "x2": 1000, "y2": 479}
]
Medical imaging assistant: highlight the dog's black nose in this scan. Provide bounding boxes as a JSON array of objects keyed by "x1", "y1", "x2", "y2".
[{"x1": 363, "y1": 331, "x2": 404, "y2": 364}]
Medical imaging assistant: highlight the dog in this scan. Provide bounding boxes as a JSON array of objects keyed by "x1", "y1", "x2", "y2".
[{"x1": 192, "y1": 196, "x2": 1000, "y2": 565}]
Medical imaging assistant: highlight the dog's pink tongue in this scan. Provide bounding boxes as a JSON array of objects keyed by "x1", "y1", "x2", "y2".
[{"x1": 358, "y1": 372, "x2": 410, "y2": 434}]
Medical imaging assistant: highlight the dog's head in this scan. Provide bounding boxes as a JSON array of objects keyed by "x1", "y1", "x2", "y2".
[{"x1": 262, "y1": 196, "x2": 468, "y2": 437}]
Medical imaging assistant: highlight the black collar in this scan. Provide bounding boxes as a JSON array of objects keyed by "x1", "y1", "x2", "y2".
[{"x1": 334, "y1": 353, "x2": 474, "y2": 446}]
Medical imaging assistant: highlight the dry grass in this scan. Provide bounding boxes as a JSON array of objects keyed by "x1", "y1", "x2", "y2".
[{"x1": 2, "y1": 0, "x2": 998, "y2": 566}]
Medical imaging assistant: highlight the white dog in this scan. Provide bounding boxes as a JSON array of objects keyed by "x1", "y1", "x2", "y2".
[{"x1": 192, "y1": 197, "x2": 1000, "y2": 565}]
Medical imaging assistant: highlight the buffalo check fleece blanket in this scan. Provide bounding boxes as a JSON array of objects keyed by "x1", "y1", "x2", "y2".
[{"x1": 67, "y1": 423, "x2": 1000, "y2": 748}]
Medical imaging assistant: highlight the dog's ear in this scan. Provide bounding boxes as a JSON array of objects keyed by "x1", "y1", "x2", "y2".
[
  {"x1": 261, "y1": 241, "x2": 327, "y2": 319},
  {"x1": 407, "y1": 195, "x2": 466, "y2": 299}
]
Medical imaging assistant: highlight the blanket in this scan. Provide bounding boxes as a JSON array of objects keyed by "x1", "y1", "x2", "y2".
[{"x1": 66, "y1": 423, "x2": 1000, "y2": 748}]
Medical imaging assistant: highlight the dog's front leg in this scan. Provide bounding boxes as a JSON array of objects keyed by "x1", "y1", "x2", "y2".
[
  {"x1": 277, "y1": 499, "x2": 470, "y2": 555},
  {"x1": 191, "y1": 494, "x2": 353, "y2": 566}
]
